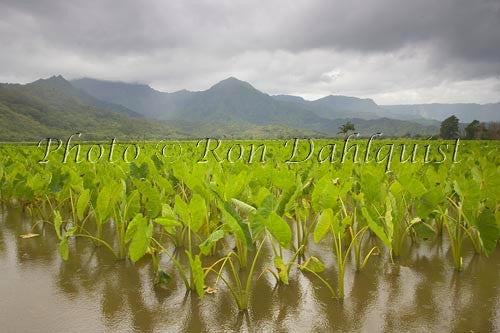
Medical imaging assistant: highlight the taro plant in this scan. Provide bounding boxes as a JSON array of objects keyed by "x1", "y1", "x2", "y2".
[{"x1": 205, "y1": 235, "x2": 267, "y2": 311}]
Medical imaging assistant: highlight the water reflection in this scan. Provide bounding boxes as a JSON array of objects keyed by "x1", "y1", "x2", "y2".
[{"x1": 0, "y1": 205, "x2": 499, "y2": 332}]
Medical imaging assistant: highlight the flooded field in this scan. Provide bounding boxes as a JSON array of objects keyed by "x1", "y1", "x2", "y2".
[{"x1": 1, "y1": 205, "x2": 499, "y2": 332}]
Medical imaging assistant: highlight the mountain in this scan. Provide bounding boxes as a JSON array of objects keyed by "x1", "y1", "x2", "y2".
[
  {"x1": 274, "y1": 94, "x2": 381, "y2": 120},
  {"x1": 71, "y1": 78, "x2": 191, "y2": 119},
  {"x1": 0, "y1": 76, "x2": 184, "y2": 141},
  {"x1": 381, "y1": 103, "x2": 500, "y2": 123},
  {"x1": 72, "y1": 77, "x2": 440, "y2": 136}
]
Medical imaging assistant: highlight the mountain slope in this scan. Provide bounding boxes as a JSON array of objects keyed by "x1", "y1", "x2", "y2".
[
  {"x1": 72, "y1": 77, "x2": 439, "y2": 136},
  {"x1": 71, "y1": 77, "x2": 190, "y2": 119},
  {"x1": 0, "y1": 76, "x2": 184, "y2": 141}
]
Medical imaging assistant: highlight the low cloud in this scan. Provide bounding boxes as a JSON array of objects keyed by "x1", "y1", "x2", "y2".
[{"x1": 1, "y1": 0, "x2": 499, "y2": 104}]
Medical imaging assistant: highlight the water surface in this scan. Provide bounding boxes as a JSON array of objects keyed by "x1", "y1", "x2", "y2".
[{"x1": 1, "y1": 205, "x2": 499, "y2": 332}]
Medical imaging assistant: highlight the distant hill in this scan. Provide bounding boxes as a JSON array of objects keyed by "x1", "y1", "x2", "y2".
[
  {"x1": 71, "y1": 77, "x2": 190, "y2": 119},
  {"x1": 0, "y1": 76, "x2": 184, "y2": 141},
  {"x1": 381, "y1": 103, "x2": 500, "y2": 123},
  {"x1": 72, "y1": 76, "x2": 440, "y2": 137}
]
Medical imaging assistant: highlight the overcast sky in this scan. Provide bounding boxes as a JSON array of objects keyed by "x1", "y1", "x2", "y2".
[{"x1": 1, "y1": 0, "x2": 499, "y2": 104}]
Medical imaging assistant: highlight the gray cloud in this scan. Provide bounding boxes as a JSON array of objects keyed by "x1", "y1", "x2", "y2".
[{"x1": 0, "y1": 0, "x2": 499, "y2": 104}]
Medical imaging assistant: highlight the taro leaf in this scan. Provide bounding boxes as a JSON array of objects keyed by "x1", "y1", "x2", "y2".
[
  {"x1": 96, "y1": 185, "x2": 113, "y2": 223},
  {"x1": 274, "y1": 256, "x2": 289, "y2": 285},
  {"x1": 266, "y1": 212, "x2": 292, "y2": 248},
  {"x1": 189, "y1": 194, "x2": 206, "y2": 233},
  {"x1": 276, "y1": 184, "x2": 297, "y2": 217},
  {"x1": 156, "y1": 176, "x2": 174, "y2": 196},
  {"x1": 300, "y1": 256, "x2": 325, "y2": 273},
  {"x1": 406, "y1": 178, "x2": 427, "y2": 199},
  {"x1": 384, "y1": 196, "x2": 394, "y2": 240},
  {"x1": 231, "y1": 198, "x2": 256, "y2": 215},
  {"x1": 314, "y1": 208, "x2": 333, "y2": 243},
  {"x1": 142, "y1": 184, "x2": 161, "y2": 219},
  {"x1": 252, "y1": 194, "x2": 274, "y2": 238},
  {"x1": 125, "y1": 190, "x2": 141, "y2": 221},
  {"x1": 361, "y1": 171, "x2": 383, "y2": 203},
  {"x1": 130, "y1": 162, "x2": 149, "y2": 179},
  {"x1": 311, "y1": 176, "x2": 338, "y2": 213},
  {"x1": 154, "y1": 217, "x2": 182, "y2": 228},
  {"x1": 49, "y1": 170, "x2": 68, "y2": 193},
  {"x1": 477, "y1": 209, "x2": 500, "y2": 256},
  {"x1": 161, "y1": 204, "x2": 176, "y2": 219},
  {"x1": 187, "y1": 252, "x2": 205, "y2": 299},
  {"x1": 413, "y1": 222, "x2": 435, "y2": 240},
  {"x1": 224, "y1": 172, "x2": 247, "y2": 200},
  {"x1": 331, "y1": 212, "x2": 343, "y2": 235},
  {"x1": 59, "y1": 237, "x2": 69, "y2": 261},
  {"x1": 76, "y1": 189, "x2": 90, "y2": 221},
  {"x1": 207, "y1": 180, "x2": 253, "y2": 249},
  {"x1": 155, "y1": 269, "x2": 172, "y2": 287},
  {"x1": 126, "y1": 214, "x2": 153, "y2": 262},
  {"x1": 362, "y1": 207, "x2": 392, "y2": 250},
  {"x1": 220, "y1": 204, "x2": 253, "y2": 250},
  {"x1": 155, "y1": 217, "x2": 181, "y2": 234},
  {"x1": 418, "y1": 189, "x2": 445, "y2": 219},
  {"x1": 199, "y1": 230, "x2": 225, "y2": 256},
  {"x1": 151, "y1": 154, "x2": 164, "y2": 171},
  {"x1": 125, "y1": 214, "x2": 142, "y2": 243},
  {"x1": 254, "y1": 187, "x2": 271, "y2": 207},
  {"x1": 174, "y1": 195, "x2": 190, "y2": 225},
  {"x1": 54, "y1": 210, "x2": 63, "y2": 240}
]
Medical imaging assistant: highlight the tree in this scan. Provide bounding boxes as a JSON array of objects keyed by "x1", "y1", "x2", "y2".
[
  {"x1": 338, "y1": 121, "x2": 356, "y2": 137},
  {"x1": 440, "y1": 115, "x2": 459, "y2": 139},
  {"x1": 465, "y1": 120, "x2": 481, "y2": 139}
]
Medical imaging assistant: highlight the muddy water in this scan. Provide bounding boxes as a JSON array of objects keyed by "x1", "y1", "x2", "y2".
[{"x1": 1, "y1": 205, "x2": 499, "y2": 333}]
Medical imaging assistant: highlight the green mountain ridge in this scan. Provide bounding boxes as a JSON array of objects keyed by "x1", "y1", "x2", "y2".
[
  {"x1": 71, "y1": 76, "x2": 440, "y2": 137},
  {"x1": 0, "y1": 75, "x2": 467, "y2": 141},
  {"x1": 0, "y1": 76, "x2": 185, "y2": 141}
]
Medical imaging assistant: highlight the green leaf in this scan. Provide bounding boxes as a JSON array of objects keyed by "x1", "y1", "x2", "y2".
[
  {"x1": 220, "y1": 204, "x2": 252, "y2": 250},
  {"x1": 221, "y1": 201, "x2": 253, "y2": 250},
  {"x1": 314, "y1": 208, "x2": 333, "y2": 243},
  {"x1": 300, "y1": 256, "x2": 325, "y2": 273},
  {"x1": 266, "y1": 212, "x2": 292, "y2": 248},
  {"x1": 76, "y1": 189, "x2": 90, "y2": 221},
  {"x1": 154, "y1": 217, "x2": 182, "y2": 228},
  {"x1": 126, "y1": 213, "x2": 153, "y2": 262},
  {"x1": 59, "y1": 237, "x2": 69, "y2": 261},
  {"x1": 273, "y1": 256, "x2": 289, "y2": 285},
  {"x1": 174, "y1": 195, "x2": 190, "y2": 225},
  {"x1": 231, "y1": 198, "x2": 256, "y2": 215},
  {"x1": 276, "y1": 184, "x2": 297, "y2": 217},
  {"x1": 130, "y1": 162, "x2": 149, "y2": 179},
  {"x1": 311, "y1": 176, "x2": 338, "y2": 212},
  {"x1": 54, "y1": 210, "x2": 63, "y2": 240},
  {"x1": 125, "y1": 213, "x2": 143, "y2": 243},
  {"x1": 252, "y1": 194, "x2": 274, "y2": 237},
  {"x1": 199, "y1": 230, "x2": 225, "y2": 256},
  {"x1": 155, "y1": 269, "x2": 172, "y2": 287},
  {"x1": 362, "y1": 207, "x2": 392, "y2": 250},
  {"x1": 96, "y1": 185, "x2": 113, "y2": 222},
  {"x1": 187, "y1": 252, "x2": 205, "y2": 299},
  {"x1": 189, "y1": 194, "x2": 206, "y2": 233},
  {"x1": 477, "y1": 209, "x2": 500, "y2": 256},
  {"x1": 125, "y1": 190, "x2": 141, "y2": 221},
  {"x1": 128, "y1": 220, "x2": 153, "y2": 263}
]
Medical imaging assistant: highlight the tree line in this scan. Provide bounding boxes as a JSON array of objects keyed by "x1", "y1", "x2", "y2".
[{"x1": 440, "y1": 116, "x2": 500, "y2": 140}]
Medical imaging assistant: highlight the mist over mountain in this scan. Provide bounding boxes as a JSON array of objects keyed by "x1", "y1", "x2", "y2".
[{"x1": 381, "y1": 103, "x2": 500, "y2": 123}]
